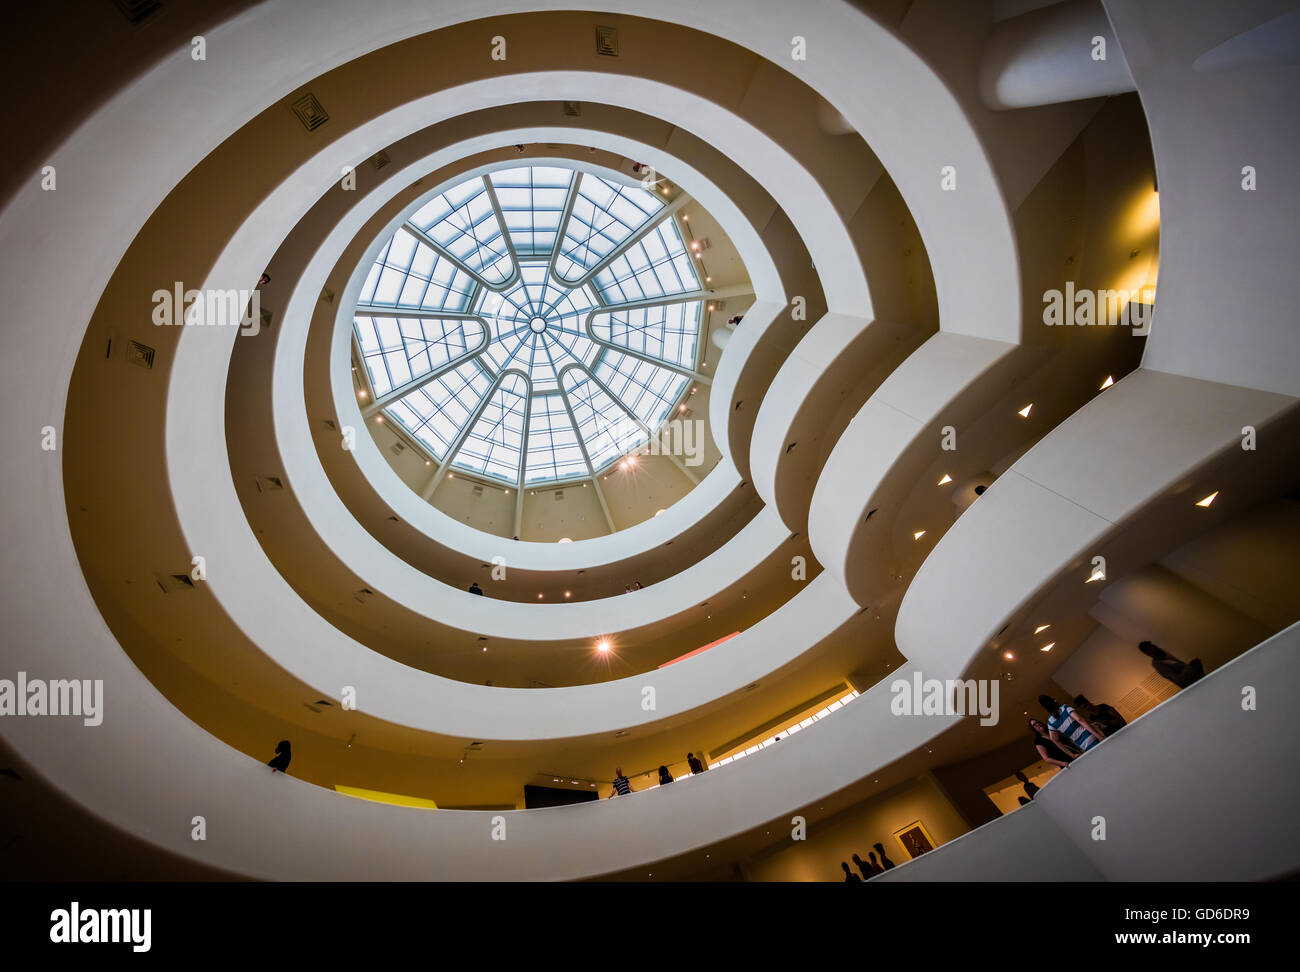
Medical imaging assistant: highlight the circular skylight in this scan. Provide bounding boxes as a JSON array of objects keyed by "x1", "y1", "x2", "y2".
[{"x1": 352, "y1": 164, "x2": 707, "y2": 488}]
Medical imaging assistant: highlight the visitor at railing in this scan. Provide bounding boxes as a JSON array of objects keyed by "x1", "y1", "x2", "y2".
[
  {"x1": 686, "y1": 752, "x2": 706, "y2": 775},
  {"x1": 1029, "y1": 718, "x2": 1075, "y2": 768},
  {"x1": 267, "y1": 739, "x2": 292, "y2": 774},
  {"x1": 873, "y1": 842, "x2": 896, "y2": 870},
  {"x1": 1038, "y1": 694, "x2": 1107, "y2": 755},
  {"x1": 467, "y1": 581, "x2": 484, "y2": 596},
  {"x1": 1138, "y1": 640, "x2": 1204, "y2": 688},
  {"x1": 1073, "y1": 694, "x2": 1126, "y2": 734},
  {"x1": 658, "y1": 765, "x2": 674, "y2": 786},
  {"x1": 1015, "y1": 769, "x2": 1039, "y2": 801},
  {"x1": 841, "y1": 861, "x2": 862, "y2": 882},
  {"x1": 851, "y1": 853, "x2": 879, "y2": 879},
  {"x1": 609, "y1": 767, "x2": 634, "y2": 798}
]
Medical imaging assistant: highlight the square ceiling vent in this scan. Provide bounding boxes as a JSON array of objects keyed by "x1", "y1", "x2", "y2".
[{"x1": 594, "y1": 25, "x2": 619, "y2": 56}]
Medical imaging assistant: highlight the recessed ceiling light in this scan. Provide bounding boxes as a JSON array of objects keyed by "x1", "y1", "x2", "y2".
[
  {"x1": 1034, "y1": 624, "x2": 1050, "y2": 634},
  {"x1": 1018, "y1": 404, "x2": 1033, "y2": 418},
  {"x1": 1087, "y1": 568, "x2": 1105, "y2": 583},
  {"x1": 913, "y1": 530, "x2": 926, "y2": 540},
  {"x1": 425, "y1": 460, "x2": 431, "y2": 466},
  {"x1": 1196, "y1": 491, "x2": 1219, "y2": 508},
  {"x1": 596, "y1": 639, "x2": 610, "y2": 653},
  {"x1": 564, "y1": 591, "x2": 571, "y2": 598},
  {"x1": 358, "y1": 390, "x2": 367, "y2": 398},
  {"x1": 937, "y1": 474, "x2": 952, "y2": 485},
  {"x1": 1100, "y1": 375, "x2": 1114, "y2": 389},
  {"x1": 1003, "y1": 651, "x2": 1015, "y2": 660},
  {"x1": 1040, "y1": 643, "x2": 1055, "y2": 652},
  {"x1": 375, "y1": 416, "x2": 383, "y2": 423}
]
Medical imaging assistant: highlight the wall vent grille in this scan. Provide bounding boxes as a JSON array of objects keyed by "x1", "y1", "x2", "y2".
[
  {"x1": 154, "y1": 573, "x2": 195, "y2": 594},
  {"x1": 113, "y1": 0, "x2": 162, "y2": 27},
  {"x1": 291, "y1": 93, "x2": 329, "y2": 132},
  {"x1": 255, "y1": 475, "x2": 284, "y2": 493},
  {"x1": 562, "y1": 101, "x2": 582, "y2": 116},
  {"x1": 368, "y1": 150, "x2": 391, "y2": 170},
  {"x1": 594, "y1": 25, "x2": 619, "y2": 56},
  {"x1": 126, "y1": 340, "x2": 155, "y2": 370}
]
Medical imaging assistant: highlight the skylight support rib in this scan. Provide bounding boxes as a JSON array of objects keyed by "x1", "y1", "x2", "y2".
[
  {"x1": 544, "y1": 171, "x2": 584, "y2": 281},
  {"x1": 360, "y1": 317, "x2": 492, "y2": 415},
  {"x1": 420, "y1": 368, "x2": 529, "y2": 500},
  {"x1": 402, "y1": 222, "x2": 519, "y2": 293},
  {"x1": 583, "y1": 298, "x2": 714, "y2": 385},
  {"x1": 560, "y1": 363, "x2": 701, "y2": 485},
  {"x1": 350, "y1": 332, "x2": 377, "y2": 401},
  {"x1": 482, "y1": 178, "x2": 524, "y2": 279},
  {"x1": 556, "y1": 378, "x2": 616, "y2": 534},
  {"x1": 555, "y1": 193, "x2": 692, "y2": 290}
]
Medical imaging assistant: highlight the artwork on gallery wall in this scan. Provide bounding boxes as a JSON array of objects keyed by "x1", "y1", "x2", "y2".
[{"x1": 892, "y1": 819, "x2": 937, "y2": 860}]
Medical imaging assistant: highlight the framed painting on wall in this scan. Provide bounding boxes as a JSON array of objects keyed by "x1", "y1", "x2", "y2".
[{"x1": 892, "y1": 820, "x2": 937, "y2": 860}]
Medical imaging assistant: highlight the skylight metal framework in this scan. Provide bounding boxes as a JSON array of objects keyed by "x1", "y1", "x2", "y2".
[{"x1": 352, "y1": 164, "x2": 709, "y2": 497}]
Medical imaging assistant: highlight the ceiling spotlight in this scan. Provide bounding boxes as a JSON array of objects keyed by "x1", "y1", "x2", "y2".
[
  {"x1": 537, "y1": 593, "x2": 544, "y2": 600},
  {"x1": 1100, "y1": 375, "x2": 1114, "y2": 389},
  {"x1": 1196, "y1": 491, "x2": 1219, "y2": 508},
  {"x1": 358, "y1": 390, "x2": 367, "y2": 398},
  {"x1": 595, "y1": 639, "x2": 611, "y2": 654},
  {"x1": 1040, "y1": 643, "x2": 1055, "y2": 652},
  {"x1": 564, "y1": 591, "x2": 571, "y2": 598},
  {"x1": 937, "y1": 474, "x2": 952, "y2": 485},
  {"x1": 1003, "y1": 651, "x2": 1015, "y2": 660},
  {"x1": 1087, "y1": 568, "x2": 1105, "y2": 583},
  {"x1": 1018, "y1": 403, "x2": 1033, "y2": 418},
  {"x1": 913, "y1": 530, "x2": 926, "y2": 540},
  {"x1": 1034, "y1": 624, "x2": 1051, "y2": 634},
  {"x1": 425, "y1": 460, "x2": 431, "y2": 466},
  {"x1": 375, "y1": 415, "x2": 383, "y2": 423}
]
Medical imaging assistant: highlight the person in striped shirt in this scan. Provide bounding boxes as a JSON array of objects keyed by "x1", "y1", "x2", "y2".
[
  {"x1": 608, "y1": 767, "x2": 634, "y2": 797},
  {"x1": 1038, "y1": 695, "x2": 1107, "y2": 754}
]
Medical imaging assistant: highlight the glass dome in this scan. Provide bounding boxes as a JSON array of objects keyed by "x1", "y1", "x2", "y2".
[{"x1": 352, "y1": 164, "x2": 706, "y2": 487}]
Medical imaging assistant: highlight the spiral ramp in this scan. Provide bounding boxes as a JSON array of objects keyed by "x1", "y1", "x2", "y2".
[{"x1": 1, "y1": 0, "x2": 1297, "y2": 881}]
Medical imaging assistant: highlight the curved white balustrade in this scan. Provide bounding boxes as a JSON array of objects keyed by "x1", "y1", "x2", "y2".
[
  {"x1": 0, "y1": 0, "x2": 1174, "y2": 881},
  {"x1": 895, "y1": 370, "x2": 1297, "y2": 681}
]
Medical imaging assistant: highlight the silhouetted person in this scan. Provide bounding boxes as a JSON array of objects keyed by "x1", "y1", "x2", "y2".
[
  {"x1": 1138, "y1": 641, "x2": 1204, "y2": 688},
  {"x1": 1018, "y1": 796, "x2": 1032, "y2": 806},
  {"x1": 852, "y1": 853, "x2": 874, "y2": 881},
  {"x1": 658, "y1": 765, "x2": 674, "y2": 786},
  {"x1": 608, "y1": 766, "x2": 633, "y2": 798},
  {"x1": 467, "y1": 581, "x2": 484, "y2": 596},
  {"x1": 258, "y1": 272, "x2": 271, "y2": 287},
  {"x1": 873, "y1": 842, "x2": 895, "y2": 870},
  {"x1": 267, "y1": 740, "x2": 291, "y2": 774},
  {"x1": 841, "y1": 861, "x2": 862, "y2": 882},
  {"x1": 1029, "y1": 717, "x2": 1076, "y2": 767},
  {"x1": 687, "y1": 752, "x2": 705, "y2": 775},
  {"x1": 867, "y1": 850, "x2": 884, "y2": 875},
  {"x1": 1015, "y1": 769, "x2": 1039, "y2": 800},
  {"x1": 1039, "y1": 694, "x2": 1106, "y2": 754},
  {"x1": 1074, "y1": 694, "x2": 1127, "y2": 734}
]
